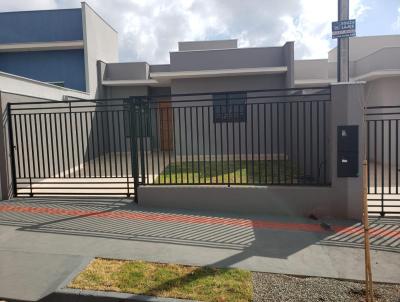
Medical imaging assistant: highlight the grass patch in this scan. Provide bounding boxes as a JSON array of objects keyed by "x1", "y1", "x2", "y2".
[
  {"x1": 69, "y1": 258, "x2": 253, "y2": 302},
  {"x1": 157, "y1": 160, "x2": 299, "y2": 184}
]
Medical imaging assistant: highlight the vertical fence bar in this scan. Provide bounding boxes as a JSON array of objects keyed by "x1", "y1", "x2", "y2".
[
  {"x1": 226, "y1": 105, "x2": 230, "y2": 186},
  {"x1": 277, "y1": 103, "x2": 281, "y2": 184},
  {"x1": 264, "y1": 103, "x2": 267, "y2": 184},
  {"x1": 257, "y1": 103, "x2": 261, "y2": 184},
  {"x1": 58, "y1": 113, "x2": 65, "y2": 177},
  {"x1": 69, "y1": 105, "x2": 76, "y2": 178},
  {"x1": 7, "y1": 104, "x2": 17, "y2": 197},
  {"x1": 196, "y1": 106, "x2": 201, "y2": 184},
  {"x1": 251, "y1": 103, "x2": 254, "y2": 184},
  {"x1": 233, "y1": 104, "x2": 236, "y2": 184},
  {"x1": 270, "y1": 103, "x2": 274, "y2": 184},
  {"x1": 396, "y1": 119, "x2": 399, "y2": 194},
  {"x1": 24, "y1": 114, "x2": 33, "y2": 196},
  {"x1": 202, "y1": 106, "x2": 206, "y2": 184},
  {"x1": 374, "y1": 120, "x2": 377, "y2": 193},
  {"x1": 155, "y1": 104, "x2": 161, "y2": 184},
  {"x1": 80, "y1": 113, "x2": 87, "y2": 178},
  {"x1": 367, "y1": 121, "x2": 370, "y2": 193},
  {"x1": 28, "y1": 114, "x2": 37, "y2": 179},
  {"x1": 178, "y1": 107, "x2": 183, "y2": 184},
  {"x1": 389, "y1": 120, "x2": 392, "y2": 194},
  {"x1": 290, "y1": 102, "x2": 294, "y2": 184},
  {"x1": 208, "y1": 106, "x2": 212, "y2": 184},
  {"x1": 34, "y1": 115, "x2": 41, "y2": 178},
  {"x1": 130, "y1": 100, "x2": 139, "y2": 202},
  {"x1": 283, "y1": 103, "x2": 286, "y2": 184},
  {"x1": 13, "y1": 115, "x2": 21, "y2": 180},
  {"x1": 17, "y1": 115, "x2": 25, "y2": 179},
  {"x1": 53, "y1": 113, "x2": 61, "y2": 178},
  {"x1": 381, "y1": 120, "x2": 385, "y2": 216}
]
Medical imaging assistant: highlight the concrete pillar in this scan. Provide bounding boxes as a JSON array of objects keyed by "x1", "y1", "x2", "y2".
[
  {"x1": 283, "y1": 41, "x2": 295, "y2": 88},
  {"x1": 330, "y1": 82, "x2": 365, "y2": 219}
]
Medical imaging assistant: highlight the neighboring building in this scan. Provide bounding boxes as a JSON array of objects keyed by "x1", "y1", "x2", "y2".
[
  {"x1": 0, "y1": 2, "x2": 118, "y2": 96},
  {"x1": 295, "y1": 35, "x2": 400, "y2": 107},
  {"x1": 100, "y1": 39, "x2": 294, "y2": 98}
]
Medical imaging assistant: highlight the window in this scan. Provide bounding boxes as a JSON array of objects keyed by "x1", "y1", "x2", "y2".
[{"x1": 213, "y1": 92, "x2": 247, "y2": 123}]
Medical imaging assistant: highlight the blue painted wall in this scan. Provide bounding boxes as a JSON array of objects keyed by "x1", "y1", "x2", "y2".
[
  {"x1": 0, "y1": 50, "x2": 86, "y2": 91},
  {"x1": 0, "y1": 9, "x2": 83, "y2": 43}
]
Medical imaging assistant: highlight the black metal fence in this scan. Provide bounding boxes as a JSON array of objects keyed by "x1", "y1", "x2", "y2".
[
  {"x1": 8, "y1": 99, "x2": 136, "y2": 197},
  {"x1": 366, "y1": 105, "x2": 400, "y2": 216},
  {"x1": 133, "y1": 87, "x2": 331, "y2": 187},
  {"x1": 7, "y1": 87, "x2": 331, "y2": 199}
]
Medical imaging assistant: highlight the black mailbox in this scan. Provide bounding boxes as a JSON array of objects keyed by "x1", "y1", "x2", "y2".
[{"x1": 337, "y1": 125, "x2": 359, "y2": 177}]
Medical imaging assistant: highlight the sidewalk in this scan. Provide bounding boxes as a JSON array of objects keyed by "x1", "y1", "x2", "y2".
[{"x1": 0, "y1": 198, "x2": 399, "y2": 301}]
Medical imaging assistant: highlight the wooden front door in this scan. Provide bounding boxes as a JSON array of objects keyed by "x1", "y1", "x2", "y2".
[{"x1": 159, "y1": 100, "x2": 173, "y2": 151}]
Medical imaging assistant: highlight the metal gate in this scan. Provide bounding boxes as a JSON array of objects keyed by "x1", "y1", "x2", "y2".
[
  {"x1": 366, "y1": 105, "x2": 400, "y2": 216},
  {"x1": 7, "y1": 87, "x2": 331, "y2": 199},
  {"x1": 7, "y1": 98, "x2": 140, "y2": 198}
]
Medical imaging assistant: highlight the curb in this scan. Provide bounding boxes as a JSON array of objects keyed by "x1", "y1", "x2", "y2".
[{"x1": 42, "y1": 288, "x2": 199, "y2": 302}]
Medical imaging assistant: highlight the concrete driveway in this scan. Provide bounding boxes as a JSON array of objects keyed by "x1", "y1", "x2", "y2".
[{"x1": 0, "y1": 198, "x2": 399, "y2": 301}]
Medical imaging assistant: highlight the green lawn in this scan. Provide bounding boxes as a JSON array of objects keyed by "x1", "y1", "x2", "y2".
[
  {"x1": 157, "y1": 160, "x2": 299, "y2": 184},
  {"x1": 69, "y1": 258, "x2": 253, "y2": 302}
]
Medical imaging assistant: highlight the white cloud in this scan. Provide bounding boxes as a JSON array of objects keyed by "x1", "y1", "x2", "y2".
[
  {"x1": 393, "y1": 7, "x2": 400, "y2": 29},
  {"x1": 0, "y1": 0, "x2": 370, "y2": 62},
  {"x1": 280, "y1": 0, "x2": 370, "y2": 59},
  {"x1": 0, "y1": 0, "x2": 57, "y2": 11}
]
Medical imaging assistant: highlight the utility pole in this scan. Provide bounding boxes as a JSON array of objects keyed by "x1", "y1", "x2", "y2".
[{"x1": 337, "y1": 0, "x2": 350, "y2": 82}]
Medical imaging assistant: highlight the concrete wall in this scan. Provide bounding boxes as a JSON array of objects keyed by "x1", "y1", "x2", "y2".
[
  {"x1": 0, "y1": 8, "x2": 83, "y2": 43},
  {"x1": 82, "y1": 2, "x2": 118, "y2": 97},
  {"x1": 170, "y1": 47, "x2": 286, "y2": 72},
  {"x1": 0, "y1": 50, "x2": 86, "y2": 91},
  {"x1": 178, "y1": 40, "x2": 238, "y2": 51},
  {"x1": 139, "y1": 83, "x2": 365, "y2": 220},
  {"x1": 104, "y1": 62, "x2": 149, "y2": 81},
  {"x1": 365, "y1": 77, "x2": 400, "y2": 107},
  {"x1": 295, "y1": 59, "x2": 329, "y2": 81},
  {"x1": 354, "y1": 48, "x2": 400, "y2": 78},
  {"x1": 329, "y1": 35, "x2": 400, "y2": 62}
]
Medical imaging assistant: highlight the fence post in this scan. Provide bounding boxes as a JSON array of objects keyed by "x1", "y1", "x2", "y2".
[
  {"x1": 138, "y1": 97, "x2": 146, "y2": 184},
  {"x1": 6, "y1": 103, "x2": 17, "y2": 198},
  {"x1": 129, "y1": 97, "x2": 140, "y2": 203}
]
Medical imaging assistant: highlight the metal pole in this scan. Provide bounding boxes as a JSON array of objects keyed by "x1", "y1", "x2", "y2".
[{"x1": 337, "y1": 0, "x2": 350, "y2": 82}]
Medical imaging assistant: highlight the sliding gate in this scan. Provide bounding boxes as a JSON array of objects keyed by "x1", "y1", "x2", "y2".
[
  {"x1": 7, "y1": 98, "x2": 139, "y2": 198},
  {"x1": 7, "y1": 87, "x2": 332, "y2": 199},
  {"x1": 366, "y1": 105, "x2": 400, "y2": 216}
]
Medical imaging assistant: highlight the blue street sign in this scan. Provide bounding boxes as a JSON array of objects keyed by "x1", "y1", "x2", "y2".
[{"x1": 332, "y1": 19, "x2": 356, "y2": 39}]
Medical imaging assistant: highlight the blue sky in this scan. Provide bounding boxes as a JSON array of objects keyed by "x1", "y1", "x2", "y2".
[
  {"x1": 357, "y1": 0, "x2": 399, "y2": 36},
  {"x1": 0, "y1": 0, "x2": 399, "y2": 63}
]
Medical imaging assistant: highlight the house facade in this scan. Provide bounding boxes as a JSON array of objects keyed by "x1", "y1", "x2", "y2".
[{"x1": 0, "y1": 5, "x2": 398, "y2": 218}]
